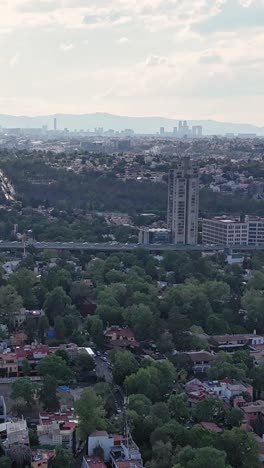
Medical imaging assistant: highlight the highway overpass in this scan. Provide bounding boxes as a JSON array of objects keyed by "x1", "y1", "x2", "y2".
[{"x1": 0, "y1": 241, "x2": 264, "y2": 252}]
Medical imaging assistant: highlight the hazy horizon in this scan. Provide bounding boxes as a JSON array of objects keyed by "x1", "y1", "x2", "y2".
[{"x1": 1, "y1": 0, "x2": 264, "y2": 125}]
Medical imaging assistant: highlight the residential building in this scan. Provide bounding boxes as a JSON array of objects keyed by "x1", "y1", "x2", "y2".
[
  {"x1": 186, "y1": 350, "x2": 216, "y2": 373},
  {"x1": 87, "y1": 431, "x2": 143, "y2": 468},
  {"x1": 138, "y1": 227, "x2": 171, "y2": 245},
  {"x1": 241, "y1": 400, "x2": 264, "y2": 425},
  {"x1": 0, "y1": 353, "x2": 18, "y2": 377},
  {"x1": 82, "y1": 456, "x2": 107, "y2": 468},
  {"x1": 167, "y1": 158, "x2": 200, "y2": 245},
  {"x1": 37, "y1": 410, "x2": 78, "y2": 453},
  {"x1": 185, "y1": 378, "x2": 253, "y2": 405},
  {"x1": 31, "y1": 450, "x2": 55, "y2": 468},
  {"x1": 210, "y1": 333, "x2": 264, "y2": 351},
  {"x1": 0, "y1": 419, "x2": 29, "y2": 447},
  {"x1": 104, "y1": 327, "x2": 139, "y2": 348}
]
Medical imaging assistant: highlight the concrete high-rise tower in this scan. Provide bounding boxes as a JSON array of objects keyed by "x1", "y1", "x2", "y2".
[
  {"x1": 54, "y1": 118, "x2": 57, "y2": 131},
  {"x1": 167, "y1": 157, "x2": 200, "y2": 245}
]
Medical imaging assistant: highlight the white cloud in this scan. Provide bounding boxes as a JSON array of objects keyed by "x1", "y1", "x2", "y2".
[
  {"x1": 118, "y1": 36, "x2": 129, "y2": 44},
  {"x1": 1, "y1": 0, "x2": 264, "y2": 124},
  {"x1": 145, "y1": 55, "x2": 168, "y2": 66},
  {"x1": 9, "y1": 55, "x2": 19, "y2": 68},
  {"x1": 59, "y1": 42, "x2": 73, "y2": 51}
]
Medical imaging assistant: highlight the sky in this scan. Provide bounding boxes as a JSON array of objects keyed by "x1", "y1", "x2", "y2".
[{"x1": 0, "y1": 0, "x2": 264, "y2": 124}]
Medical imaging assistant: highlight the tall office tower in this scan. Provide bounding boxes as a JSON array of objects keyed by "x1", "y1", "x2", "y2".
[
  {"x1": 167, "y1": 158, "x2": 200, "y2": 245},
  {"x1": 160, "y1": 127, "x2": 165, "y2": 135},
  {"x1": 178, "y1": 121, "x2": 183, "y2": 134},
  {"x1": 54, "y1": 118, "x2": 57, "y2": 131}
]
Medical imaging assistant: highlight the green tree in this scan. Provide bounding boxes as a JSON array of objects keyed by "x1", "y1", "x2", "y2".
[
  {"x1": 175, "y1": 446, "x2": 230, "y2": 468},
  {"x1": 10, "y1": 268, "x2": 37, "y2": 308},
  {"x1": 250, "y1": 362, "x2": 264, "y2": 398},
  {"x1": 38, "y1": 314, "x2": 49, "y2": 339},
  {"x1": 37, "y1": 354, "x2": 73, "y2": 383},
  {"x1": 53, "y1": 446, "x2": 74, "y2": 468},
  {"x1": 194, "y1": 397, "x2": 226, "y2": 423},
  {"x1": 54, "y1": 316, "x2": 66, "y2": 340},
  {"x1": 216, "y1": 428, "x2": 259, "y2": 468},
  {"x1": 0, "y1": 457, "x2": 11, "y2": 468},
  {"x1": 123, "y1": 304, "x2": 158, "y2": 341},
  {"x1": 226, "y1": 408, "x2": 244, "y2": 428},
  {"x1": 168, "y1": 394, "x2": 190, "y2": 423},
  {"x1": 21, "y1": 358, "x2": 31, "y2": 376},
  {"x1": 39, "y1": 375, "x2": 60, "y2": 412},
  {"x1": 24, "y1": 316, "x2": 38, "y2": 342},
  {"x1": 74, "y1": 388, "x2": 106, "y2": 439},
  {"x1": 147, "y1": 441, "x2": 173, "y2": 468},
  {"x1": 88, "y1": 316, "x2": 104, "y2": 346},
  {"x1": 110, "y1": 349, "x2": 139, "y2": 385},
  {"x1": 129, "y1": 394, "x2": 152, "y2": 416},
  {"x1": 43, "y1": 287, "x2": 71, "y2": 322},
  {"x1": 70, "y1": 280, "x2": 92, "y2": 308},
  {"x1": 75, "y1": 353, "x2": 95, "y2": 375},
  {"x1": 125, "y1": 361, "x2": 175, "y2": 402},
  {"x1": 54, "y1": 348, "x2": 70, "y2": 365},
  {"x1": 29, "y1": 429, "x2": 39, "y2": 447},
  {"x1": 9, "y1": 445, "x2": 31, "y2": 468},
  {"x1": 11, "y1": 377, "x2": 37, "y2": 406},
  {"x1": 0, "y1": 285, "x2": 23, "y2": 326}
]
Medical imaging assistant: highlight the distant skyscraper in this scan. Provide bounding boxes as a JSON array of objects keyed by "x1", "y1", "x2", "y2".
[
  {"x1": 167, "y1": 158, "x2": 200, "y2": 245},
  {"x1": 54, "y1": 118, "x2": 57, "y2": 131},
  {"x1": 160, "y1": 127, "x2": 165, "y2": 135}
]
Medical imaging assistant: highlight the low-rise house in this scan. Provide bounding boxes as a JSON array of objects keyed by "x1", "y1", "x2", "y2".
[
  {"x1": 31, "y1": 450, "x2": 55, "y2": 468},
  {"x1": 241, "y1": 400, "x2": 264, "y2": 425},
  {"x1": 0, "y1": 353, "x2": 18, "y2": 377},
  {"x1": 0, "y1": 419, "x2": 29, "y2": 447},
  {"x1": 198, "y1": 422, "x2": 223, "y2": 433},
  {"x1": 16, "y1": 344, "x2": 49, "y2": 376},
  {"x1": 185, "y1": 378, "x2": 253, "y2": 406},
  {"x1": 87, "y1": 431, "x2": 143, "y2": 467},
  {"x1": 104, "y1": 327, "x2": 139, "y2": 348},
  {"x1": 13, "y1": 308, "x2": 45, "y2": 328},
  {"x1": 82, "y1": 456, "x2": 107, "y2": 468},
  {"x1": 210, "y1": 333, "x2": 264, "y2": 351},
  {"x1": 10, "y1": 332, "x2": 27, "y2": 347},
  {"x1": 186, "y1": 350, "x2": 215, "y2": 373},
  {"x1": 37, "y1": 410, "x2": 78, "y2": 453}
]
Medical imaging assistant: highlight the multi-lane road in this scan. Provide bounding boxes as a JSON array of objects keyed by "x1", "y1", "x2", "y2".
[{"x1": 0, "y1": 240, "x2": 264, "y2": 252}]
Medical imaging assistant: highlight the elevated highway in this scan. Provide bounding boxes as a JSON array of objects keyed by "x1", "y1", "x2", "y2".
[{"x1": 0, "y1": 241, "x2": 263, "y2": 252}]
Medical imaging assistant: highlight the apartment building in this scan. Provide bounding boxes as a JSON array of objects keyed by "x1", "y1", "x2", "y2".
[
  {"x1": 0, "y1": 353, "x2": 18, "y2": 377},
  {"x1": 202, "y1": 215, "x2": 264, "y2": 246},
  {"x1": 167, "y1": 158, "x2": 200, "y2": 245}
]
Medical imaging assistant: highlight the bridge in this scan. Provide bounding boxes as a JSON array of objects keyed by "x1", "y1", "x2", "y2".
[{"x1": 0, "y1": 241, "x2": 263, "y2": 252}]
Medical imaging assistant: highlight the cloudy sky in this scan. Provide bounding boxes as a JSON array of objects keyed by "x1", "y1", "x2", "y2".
[{"x1": 0, "y1": 0, "x2": 263, "y2": 124}]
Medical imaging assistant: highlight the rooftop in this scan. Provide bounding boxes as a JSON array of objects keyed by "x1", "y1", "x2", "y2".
[{"x1": 84, "y1": 456, "x2": 107, "y2": 468}]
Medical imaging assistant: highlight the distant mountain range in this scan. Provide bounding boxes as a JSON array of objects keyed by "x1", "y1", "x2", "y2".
[{"x1": 0, "y1": 112, "x2": 263, "y2": 136}]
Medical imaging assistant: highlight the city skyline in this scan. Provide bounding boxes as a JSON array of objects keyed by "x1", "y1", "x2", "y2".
[{"x1": 1, "y1": 0, "x2": 264, "y2": 124}]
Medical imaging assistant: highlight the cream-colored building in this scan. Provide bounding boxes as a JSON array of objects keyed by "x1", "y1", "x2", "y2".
[{"x1": 167, "y1": 158, "x2": 200, "y2": 245}]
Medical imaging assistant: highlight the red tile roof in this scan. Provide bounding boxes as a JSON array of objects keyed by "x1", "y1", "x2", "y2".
[
  {"x1": 89, "y1": 431, "x2": 108, "y2": 437},
  {"x1": 104, "y1": 326, "x2": 135, "y2": 339},
  {"x1": 114, "y1": 462, "x2": 142, "y2": 468},
  {"x1": 199, "y1": 422, "x2": 223, "y2": 433},
  {"x1": 84, "y1": 456, "x2": 107, "y2": 468}
]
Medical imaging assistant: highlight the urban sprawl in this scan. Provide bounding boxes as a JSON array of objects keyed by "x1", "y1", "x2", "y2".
[{"x1": 0, "y1": 122, "x2": 264, "y2": 467}]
